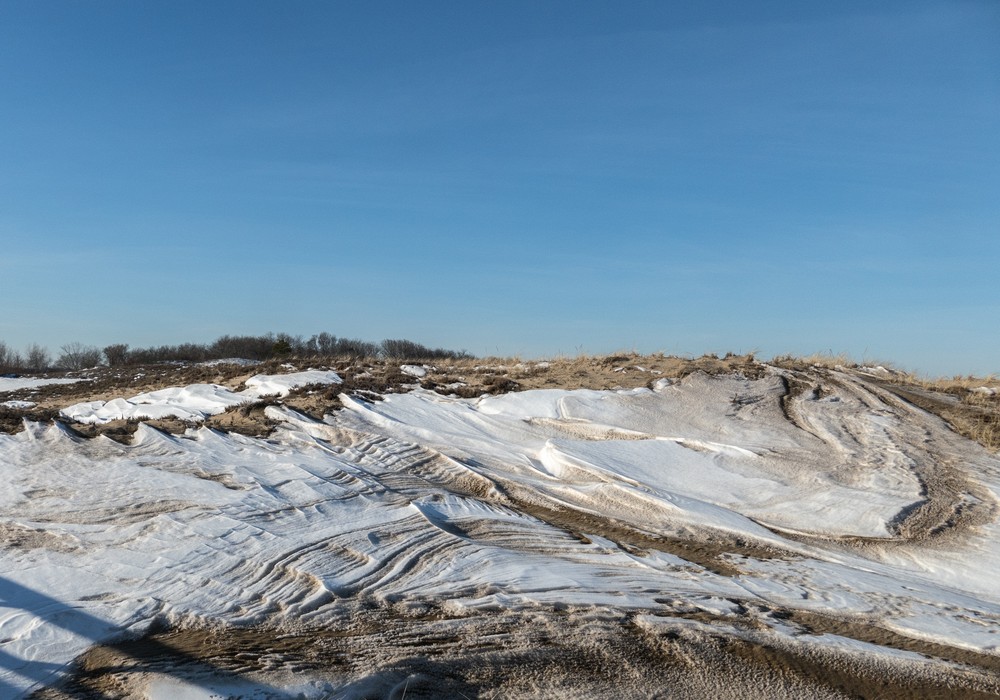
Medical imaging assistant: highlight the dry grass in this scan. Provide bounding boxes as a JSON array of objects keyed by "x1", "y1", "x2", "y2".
[
  {"x1": 874, "y1": 372, "x2": 1000, "y2": 452},
  {"x1": 770, "y1": 352, "x2": 858, "y2": 371},
  {"x1": 864, "y1": 378, "x2": 1000, "y2": 454},
  {"x1": 2, "y1": 352, "x2": 998, "y2": 452},
  {"x1": 770, "y1": 352, "x2": 915, "y2": 378},
  {"x1": 432, "y1": 351, "x2": 765, "y2": 392},
  {"x1": 912, "y1": 375, "x2": 1000, "y2": 395}
]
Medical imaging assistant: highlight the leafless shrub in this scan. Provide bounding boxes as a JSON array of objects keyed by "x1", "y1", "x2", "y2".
[
  {"x1": 127, "y1": 342, "x2": 209, "y2": 364},
  {"x1": 333, "y1": 337, "x2": 380, "y2": 358},
  {"x1": 208, "y1": 334, "x2": 276, "y2": 361},
  {"x1": 25, "y1": 344, "x2": 51, "y2": 372},
  {"x1": 6, "y1": 332, "x2": 470, "y2": 370},
  {"x1": 381, "y1": 338, "x2": 471, "y2": 361},
  {"x1": 0, "y1": 341, "x2": 24, "y2": 371},
  {"x1": 300, "y1": 333, "x2": 378, "y2": 358},
  {"x1": 57, "y1": 342, "x2": 102, "y2": 370},
  {"x1": 103, "y1": 344, "x2": 130, "y2": 367}
]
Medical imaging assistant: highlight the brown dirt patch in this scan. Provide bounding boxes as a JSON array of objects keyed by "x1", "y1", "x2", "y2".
[{"x1": 35, "y1": 603, "x2": 1000, "y2": 699}]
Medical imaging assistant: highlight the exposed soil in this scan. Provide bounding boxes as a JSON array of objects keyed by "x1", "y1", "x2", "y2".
[
  {"x1": 483, "y1": 479, "x2": 783, "y2": 577},
  {"x1": 773, "y1": 369, "x2": 999, "y2": 551},
  {"x1": 33, "y1": 602, "x2": 1000, "y2": 700}
]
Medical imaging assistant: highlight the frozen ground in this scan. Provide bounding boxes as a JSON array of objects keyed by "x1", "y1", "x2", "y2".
[{"x1": 1, "y1": 364, "x2": 1000, "y2": 697}]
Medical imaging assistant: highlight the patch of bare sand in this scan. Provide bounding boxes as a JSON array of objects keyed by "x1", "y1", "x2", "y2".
[
  {"x1": 772, "y1": 370, "x2": 998, "y2": 550},
  {"x1": 35, "y1": 604, "x2": 1000, "y2": 699},
  {"x1": 771, "y1": 356, "x2": 1000, "y2": 453}
]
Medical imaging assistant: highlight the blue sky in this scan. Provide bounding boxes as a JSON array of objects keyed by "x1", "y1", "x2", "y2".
[{"x1": 1, "y1": 1, "x2": 997, "y2": 376}]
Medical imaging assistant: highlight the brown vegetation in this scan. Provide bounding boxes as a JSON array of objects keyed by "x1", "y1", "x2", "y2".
[{"x1": 2, "y1": 350, "x2": 998, "y2": 454}]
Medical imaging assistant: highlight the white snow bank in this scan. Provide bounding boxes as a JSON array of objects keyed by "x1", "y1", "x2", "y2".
[
  {"x1": 1, "y1": 400, "x2": 36, "y2": 409},
  {"x1": 400, "y1": 364, "x2": 428, "y2": 378},
  {"x1": 0, "y1": 377, "x2": 82, "y2": 393},
  {"x1": 243, "y1": 370, "x2": 342, "y2": 396},
  {"x1": 60, "y1": 370, "x2": 341, "y2": 424},
  {"x1": 0, "y1": 415, "x2": 737, "y2": 694},
  {"x1": 334, "y1": 375, "x2": 922, "y2": 540},
  {"x1": 198, "y1": 358, "x2": 260, "y2": 367}
]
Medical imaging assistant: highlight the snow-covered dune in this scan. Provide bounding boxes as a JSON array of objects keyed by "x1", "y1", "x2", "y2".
[{"x1": 2, "y1": 368, "x2": 1000, "y2": 696}]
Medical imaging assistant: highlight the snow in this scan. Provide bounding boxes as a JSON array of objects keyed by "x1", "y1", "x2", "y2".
[
  {"x1": 1, "y1": 401, "x2": 36, "y2": 410},
  {"x1": 243, "y1": 369, "x2": 342, "y2": 396},
  {"x1": 2, "y1": 367, "x2": 1000, "y2": 694},
  {"x1": 60, "y1": 370, "x2": 342, "y2": 424},
  {"x1": 0, "y1": 377, "x2": 82, "y2": 393},
  {"x1": 336, "y1": 376, "x2": 922, "y2": 540},
  {"x1": 400, "y1": 364, "x2": 428, "y2": 378},
  {"x1": 198, "y1": 358, "x2": 260, "y2": 367}
]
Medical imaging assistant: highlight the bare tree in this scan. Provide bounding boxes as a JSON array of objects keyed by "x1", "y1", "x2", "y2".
[
  {"x1": 208, "y1": 334, "x2": 274, "y2": 361},
  {"x1": 1, "y1": 342, "x2": 26, "y2": 371},
  {"x1": 57, "y1": 342, "x2": 101, "y2": 370},
  {"x1": 25, "y1": 343, "x2": 50, "y2": 372},
  {"x1": 0, "y1": 341, "x2": 18, "y2": 370},
  {"x1": 315, "y1": 332, "x2": 336, "y2": 355},
  {"x1": 333, "y1": 337, "x2": 378, "y2": 358},
  {"x1": 380, "y1": 339, "x2": 468, "y2": 360},
  {"x1": 103, "y1": 343, "x2": 129, "y2": 367}
]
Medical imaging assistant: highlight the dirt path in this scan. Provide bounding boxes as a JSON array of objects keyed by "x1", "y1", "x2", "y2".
[{"x1": 773, "y1": 369, "x2": 998, "y2": 550}]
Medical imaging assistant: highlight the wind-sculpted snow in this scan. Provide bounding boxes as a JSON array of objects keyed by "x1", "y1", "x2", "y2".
[
  {"x1": 334, "y1": 375, "x2": 927, "y2": 540},
  {"x1": 2, "y1": 368, "x2": 1000, "y2": 697}
]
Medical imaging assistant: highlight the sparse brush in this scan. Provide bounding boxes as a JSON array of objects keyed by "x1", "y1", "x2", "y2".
[
  {"x1": 772, "y1": 352, "x2": 857, "y2": 370},
  {"x1": 57, "y1": 342, "x2": 102, "y2": 371},
  {"x1": 915, "y1": 376, "x2": 1000, "y2": 394},
  {"x1": 968, "y1": 415, "x2": 1000, "y2": 452}
]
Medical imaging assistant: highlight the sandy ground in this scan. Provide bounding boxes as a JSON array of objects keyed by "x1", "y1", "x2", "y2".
[{"x1": 31, "y1": 604, "x2": 1000, "y2": 700}]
